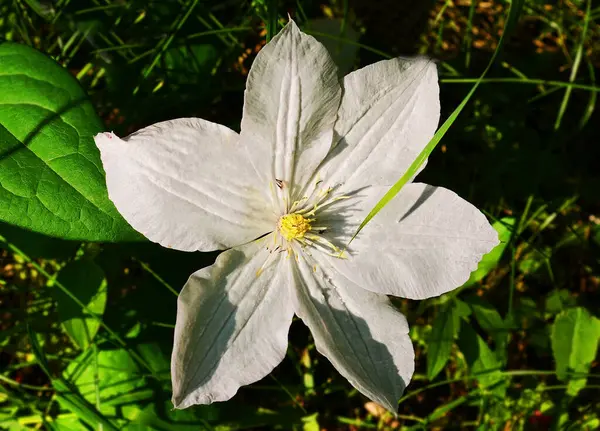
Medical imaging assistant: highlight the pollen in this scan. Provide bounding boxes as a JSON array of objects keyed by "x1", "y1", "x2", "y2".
[{"x1": 278, "y1": 213, "x2": 312, "y2": 241}]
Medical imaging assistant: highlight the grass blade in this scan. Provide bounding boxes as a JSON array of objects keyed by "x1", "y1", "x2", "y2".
[
  {"x1": 26, "y1": 325, "x2": 119, "y2": 431},
  {"x1": 554, "y1": 0, "x2": 591, "y2": 130},
  {"x1": 348, "y1": 0, "x2": 525, "y2": 245},
  {"x1": 579, "y1": 57, "x2": 597, "y2": 129}
]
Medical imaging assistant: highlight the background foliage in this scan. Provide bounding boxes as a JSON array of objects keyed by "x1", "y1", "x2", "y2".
[{"x1": 1, "y1": 0, "x2": 600, "y2": 429}]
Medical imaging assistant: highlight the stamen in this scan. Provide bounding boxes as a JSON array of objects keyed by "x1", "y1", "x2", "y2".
[
  {"x1": 273, "y1": 178, "x2": 350, "y2": 261},
  {"x1": 256, "y1": 247, "x2": 278, "y2": 277},
  {"x1": 289, "y1": 196, "x2": 309, "y2": 213},
  {"x1": 305, "y1": 233, "x2": 346, "y2": 258}
]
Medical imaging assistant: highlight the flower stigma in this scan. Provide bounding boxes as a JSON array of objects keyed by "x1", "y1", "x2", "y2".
[{"x1": 278, "y1": 213, "x2": 313, "y2": 241}]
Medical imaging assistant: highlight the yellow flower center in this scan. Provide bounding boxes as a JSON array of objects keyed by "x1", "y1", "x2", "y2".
[{"x1": 278, "y1": 213, "x2": 312, "y2": 241}]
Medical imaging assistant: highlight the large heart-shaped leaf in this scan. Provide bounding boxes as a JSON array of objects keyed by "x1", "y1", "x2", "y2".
[{"x1": 0, "y1": 42, "x2": 138, "y2": 242}]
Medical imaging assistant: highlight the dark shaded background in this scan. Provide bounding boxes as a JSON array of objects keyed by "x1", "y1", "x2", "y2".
[{"x1": 1, "y1": 0, "x2": 599, "y2": 429}]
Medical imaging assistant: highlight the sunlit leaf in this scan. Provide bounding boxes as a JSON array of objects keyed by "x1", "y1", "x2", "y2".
[
  {"x1": 545, "y1": 289, "x2": 576, "y2": 316},
  {"x1": 465, "y1": 217, "x2": 515, "y2": 286},
  {"x1": 551, "y1": 307, "x2": 600, "y2": 396},
  {"x1": 0, "y1": 42, "x2": 138, "y2": 242},
  {"x1": 61, "y1": 348, "x2": 151, "y2": 429},
  {"x1": 27, "y1": 325, "x2": 119, "y2": 431},
  {"x1": 60, "y1": 345, "x2": 222, "y2": 429},
  {"x1": 458, "y1": 324, "x2": 505, "y2": 395}
]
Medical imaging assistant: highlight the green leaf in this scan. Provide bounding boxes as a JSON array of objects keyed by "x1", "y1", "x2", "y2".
[
  {"x1": 64, "y1": 348, "x2": 150, "y2": 407},
  {"x1": 122, "y1": 402, "x2": 212, "y2": 431},
  {"x1": 301, "y1": 413, "x2": 320, "y2": 431},
  {"x1": 551, "y1": 307, "x2": 600, "y2": 396},
  {"x1": 50, "y1": 415, "x2": 89, "y2": 431},
  {"x1": 61, "y1": 345, "x2": 228, "y2": 430},
  {"x1": 54, "y1": 260, "x2": 107, "y2": 350},
  {"x1": 518, "y1": 246, "x2": 551, "y2": 275},
  {"x1": 427, "y1": 303, "x2": 458, "y2": 380},
  {"x1": 0, "y1": 42, "x2": 138, "y2": 242},
  {"x1": 27, "y1": 325, "x2": 119, "y2": 431},
  {"x1": 60, "y1": 348, "x2": 149, "y2": 429},
  {"x1": 427, "y1": 392, "x2": 473, "y2": 423},
  {"x1": 465, "y1": 217, "x2": 515, "y2": 285},
  {"x1": 465, "y1": 295, "x2": 512, "y2": 365},
  {"x1": 545, "y1": 289, "x2": 576, "y2": 316},
  {"x1": 454, "y1": 298, "x2": 472, "y2": 322},
  {"x1": 458, "y1": 324, "x2": 505, "y2": 395},
  {"x1": 53, "y1": 379, "x2": 120, "y2": 431}
]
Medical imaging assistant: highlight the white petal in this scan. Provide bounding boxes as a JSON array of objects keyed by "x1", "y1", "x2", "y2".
[
  {"x1": 171, "y1": 237, "x2": 293, "y2": 408},
  {"x1": 95, "y1": 118, "x2": 273, "y2": 252},
  {"x1": 316, "y1": 57, "x2": 439, "y2": 194},
  {"x1": 326, "y1": 183, "x2": 499, "y2": 299},
  {"x1": 240, "y1": 21, "x2": 341, "y2": 202},
  {"x1": 291, "y1": 252, "x2": 414, "y2": 413}
]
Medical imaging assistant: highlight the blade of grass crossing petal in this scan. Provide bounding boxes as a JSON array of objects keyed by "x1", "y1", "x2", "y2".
[
  {"x1": 348, "y1": 0, "x2": 524, "y2": 245},
  {"x1": 554, "y1": 0, "x2": 591, "y2": 130}
]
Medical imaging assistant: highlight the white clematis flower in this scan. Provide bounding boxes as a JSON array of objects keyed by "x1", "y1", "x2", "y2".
[{"x1": 94, "y1": 21, "x2": 498, "y2": 413}]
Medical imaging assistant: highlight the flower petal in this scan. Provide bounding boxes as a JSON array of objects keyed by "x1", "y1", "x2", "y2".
[
  {"x1": 291, "y1": 252, "x2": 414, "y2": 413},
  {"x1": 95, "y1": 118, "x2": 273, "y2": 252},
  {"x1": 326, "y1": 183, "x2": 499, "y2": 299},
  {"x1": 171, "y1": 237, "x2": 293, "y2": 408},
  {"x1": 316, "y1": 57, "x2": 439, "y2": 193},
  {"x1": 240, "y1": 21, "x2": 341, "y2": 202}
]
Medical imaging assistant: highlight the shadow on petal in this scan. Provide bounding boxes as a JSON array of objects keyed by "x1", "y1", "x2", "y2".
[
  {"x1": 172, "y1": 241, "x2": 294, "y2": 409},
  {"x1": 292, "y1": 256, "x2": 412, "y2": 413}
]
